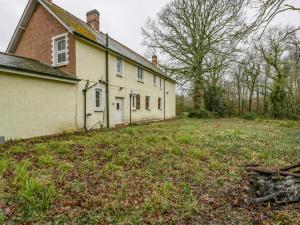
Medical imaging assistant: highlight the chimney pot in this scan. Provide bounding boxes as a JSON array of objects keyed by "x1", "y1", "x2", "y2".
[
  {"x1": 86, "y1": 9, "x2": 100, "y2": 31},
  {"x1": 152, "y1": 55, "x2": 158, "y2": 66}
]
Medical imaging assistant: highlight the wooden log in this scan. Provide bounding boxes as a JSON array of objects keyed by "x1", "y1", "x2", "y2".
[
  {"x1": 279, "y1": 162, "x2": 300, "y2": 171},
  {"x1": 246, "y1": 167, "x2": 300, "y2": 178},
  {"x1": 252, "y1": 191, "x2": 283, "y2": 204}
]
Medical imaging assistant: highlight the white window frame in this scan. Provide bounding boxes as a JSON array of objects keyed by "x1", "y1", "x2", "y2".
[
  {"x1": 117, "y1": 57, "x2": 123, "y2": 76},
  {"x1": 132, "y1": 94, "x2": 137, "y2": 111},
  {"x1": 137, "y1": 67, "x2": 144, "y2": 82},
  {"x1": 94, "y1": 88, "x2": 104, "y2": 112},
  {"x1": 52, "y1": 33, "x2": 69, "y2": 67}
]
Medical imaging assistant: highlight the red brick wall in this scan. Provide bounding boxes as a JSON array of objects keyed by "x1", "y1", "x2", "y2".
[{"x1": 14, "y1": 4, "x2": 76, "y2": 75}]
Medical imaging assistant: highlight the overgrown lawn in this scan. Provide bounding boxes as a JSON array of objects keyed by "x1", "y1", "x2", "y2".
[{"x1": 0, "y1": 118, "x2": 299, "y2": 224}]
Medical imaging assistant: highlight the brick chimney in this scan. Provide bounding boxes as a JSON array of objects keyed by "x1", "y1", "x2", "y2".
[
  {"x1": 152, "y1": 55, "x2": 158, "y2": 66},
  {"x1": 86, "y1": 9, "x2": 100, "y2": 31},
  {"x1": 46, "y1": 0, "x2": 52, "y2": 3}
]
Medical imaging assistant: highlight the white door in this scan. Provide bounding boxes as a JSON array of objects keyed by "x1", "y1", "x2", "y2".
[{"x1": 115, "y1": 98, "x2": 124, "y2": 124}]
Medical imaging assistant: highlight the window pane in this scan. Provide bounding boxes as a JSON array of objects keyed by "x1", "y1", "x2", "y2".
[
  {"x1": 57, "y1": 53, "x2": 66, "y2": 63},
  {"x1": 57, "y1": 38, "x2": 66, "y2": 51},
  {"x1": 117, "y1": 58, "x2": 122, "y2": 73},
  {"x1": 95, "y1": 90, "x2": 100, "y2": 108}
]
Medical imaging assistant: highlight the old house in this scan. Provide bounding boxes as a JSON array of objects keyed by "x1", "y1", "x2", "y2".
[{"x1": 0, "y1": 0, "x2": 176, "y2": 140}]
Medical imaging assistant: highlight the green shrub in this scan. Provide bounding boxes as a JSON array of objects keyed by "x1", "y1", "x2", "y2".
[
  {"x1": 241, "y1": 113, "x2": 257, "y2": 120},
  {"x1": 288, "y1": 105, "x2": 300, "y2": 120},
  {"x1": 188, "y1": 108, "x2": 214, "y2": 119}
]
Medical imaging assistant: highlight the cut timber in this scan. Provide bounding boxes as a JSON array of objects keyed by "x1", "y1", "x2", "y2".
[
  {"x1": 279, "y1": 162, "x2": 300, "y2": 171},
  {"x1": 246, "y1": 167, "x2": 300, "y2": 178}
]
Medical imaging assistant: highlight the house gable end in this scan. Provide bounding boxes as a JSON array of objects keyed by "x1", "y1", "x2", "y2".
[{"x1": 9, "y1": 1, "x2": 76, "y2": 75}]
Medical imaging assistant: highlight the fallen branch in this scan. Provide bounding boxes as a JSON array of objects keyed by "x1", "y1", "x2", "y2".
[
  {"x1": 252, "y1": 191, "x2": 284, "y2": 204},
  {"x1": 280, "y1": 162, "x2": 300, "y2": 171},
  {"x1": 246, "y1": 167, "x2": 300, "y2": 178}
]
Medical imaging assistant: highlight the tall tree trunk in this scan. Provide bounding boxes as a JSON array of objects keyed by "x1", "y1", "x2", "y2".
[
  {"x1": 193, "y1": 68, "x2": 205, "y2": 109},
  {"x1": 249, "y1": 93, "x2": 253, "y2": 112},
  {"x1": 256, "y1": 88, "x2": 260, "y2": 115}
]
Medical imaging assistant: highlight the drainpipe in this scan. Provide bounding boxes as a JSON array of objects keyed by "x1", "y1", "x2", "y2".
[
  {"x1": 83, "y1": 80, "x2": 89, "y2": 131},
  {"x1": 164, "y1": 78, "x2": 166, "y2": 120},
  {"x1": 129, "y1": 91, "x2": 132, "y2": 125},
  {"x1": 105, "y1": 33, "x2": 110, "y2": 128}
]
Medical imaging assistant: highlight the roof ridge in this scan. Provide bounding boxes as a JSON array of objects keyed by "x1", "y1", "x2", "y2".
[
  {"x1": 42, "y1": 0, "x2": 94, "y2": 32},
  {"x1": 43, "y1": 1, "x2": 155, "y2": 68}
]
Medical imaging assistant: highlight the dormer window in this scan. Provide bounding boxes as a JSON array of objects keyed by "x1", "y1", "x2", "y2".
[{"x1": 52, "y1": 33, "x2": 68, "y2": 66}]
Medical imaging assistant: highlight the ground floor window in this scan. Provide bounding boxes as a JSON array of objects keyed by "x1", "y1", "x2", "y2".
[
  {"x1": 95, "y1": 88, "x2": 103, "y2": 111},
  {"x1": 158, "y1": 97, "x2": 163, "y2": 110},
  {"x1": 145, "y1": 96, "x2": 150, "y2": 110},
  {"x1": 132, "y1": 94, "x2": 141, "y2": 110}
]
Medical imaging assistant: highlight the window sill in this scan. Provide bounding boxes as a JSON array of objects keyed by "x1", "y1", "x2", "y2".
[
  {"x1": 53, "y1": 62, "x2": 69, "y2": 67},
  {"x1": 116, "y1": 73, "x2": 123, "y2": 77},
  {"x1": 137, "y1": 80, "x2": 144, "y2": 83},
  {"x1": 94, "y1": 109, "x2": 104, "y2": 112}
]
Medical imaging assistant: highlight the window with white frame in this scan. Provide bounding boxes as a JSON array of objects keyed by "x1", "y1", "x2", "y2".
[
  {"x1": 153, "y1": 75, "x2": 156, "y2": 86},
  {"x1": 137, "y1": 67, "x2": 144, "y2": 81},
  {"x1": 117, "y1": 57, "x2": 122, "y2": 75},
  {"x1": 52, "y1": 34, "x2": 68, "y2": 66},
  {"x1": 95, "y1": 88, "x2": 103, "y2": 111}
]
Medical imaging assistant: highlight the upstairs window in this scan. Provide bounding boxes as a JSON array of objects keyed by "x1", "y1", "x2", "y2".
[
  {"x1": 95, "y1": 88, "x2": 103, "y2": 111},
  {"x1": 52, "y1": 33, "x2": 68, "y2": 66},
  {"x1": 153, "y1": 75, "x2": 156, "y2": 86},
  {"x1": 137, "y1": 67, "x2": 144, "y2": 81},
  {"x1": 117, "y1": 57, "x2": 122, "y2": 75},
  {"x1": 160, "y1": 78, "x2": 162, "y2": 90}
]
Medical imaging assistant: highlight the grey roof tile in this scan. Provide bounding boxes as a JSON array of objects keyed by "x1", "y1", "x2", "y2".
[{"x1": 0, "y1": 52, "x2": 79, "y2": 81}]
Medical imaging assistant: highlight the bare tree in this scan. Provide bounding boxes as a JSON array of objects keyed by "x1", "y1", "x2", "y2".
[
  {"x1": 142, "y1": 0, "x2": 248, "y2": 109},
  {"x1": 252, "y1": 0, "x2": 300, "y2": 34}
]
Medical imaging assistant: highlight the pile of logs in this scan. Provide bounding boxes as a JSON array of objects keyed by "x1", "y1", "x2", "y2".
[{"x1": 245, "y1": 162, "x2": 300, "y2": 204}]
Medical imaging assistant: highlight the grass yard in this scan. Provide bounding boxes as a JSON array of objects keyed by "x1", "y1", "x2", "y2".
[{"x1": 0, "y1": 118, "x2": 299, "y2": 224}]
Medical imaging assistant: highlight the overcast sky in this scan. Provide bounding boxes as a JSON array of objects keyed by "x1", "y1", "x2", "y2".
[{"x1": 0, "y1": 0, "x2": 299, "y2": 57}]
